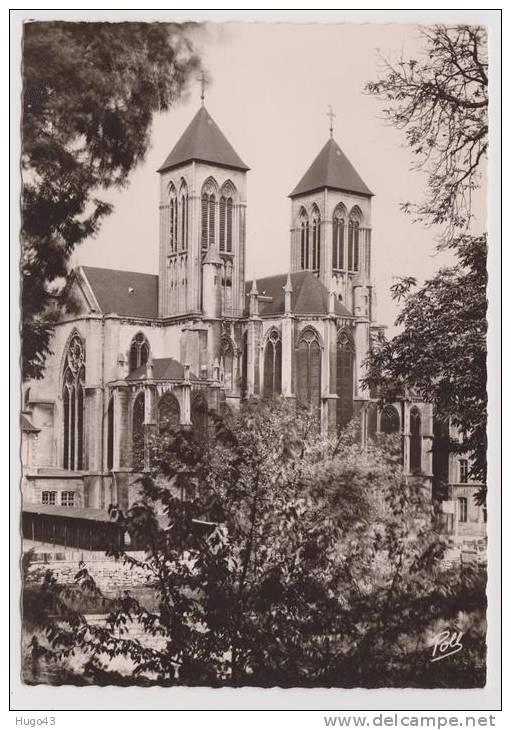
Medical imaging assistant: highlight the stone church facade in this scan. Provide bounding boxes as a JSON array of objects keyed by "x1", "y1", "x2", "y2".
[{"x1": 20, "y1": 101, "x2": 485, "y2": 551}]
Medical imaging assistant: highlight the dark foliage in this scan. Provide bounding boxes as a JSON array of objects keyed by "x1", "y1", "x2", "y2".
[
  {"x1": 26, "y1": 400, "x2": 486, "y2": 687},
  {"x1": 365, "y1": 26, "x2": 488, "y2": 498},
  {"x1": 366, "y1": 25, "x2": 487, "y2": 236},
  {"x1": 364, "y1": 234, "x2": 487, "y2": 493}
]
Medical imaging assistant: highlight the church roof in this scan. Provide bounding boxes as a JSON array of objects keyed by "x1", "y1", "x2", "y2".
[
  {"x1": 158, "y1": 106, "x2": 249, "y2": 173},
  {"x1": 244, "y1": 271, "x2": 353, "y2": 318},
  {"x1": 290, "y1": 137, "x2": 372, "y2": 198},
  {"x1": 80, "y1": 266, "x2": 158, "y2": 319},
  {"x1": 126, "y1": 358, "x2": 199, "y2": 382}
]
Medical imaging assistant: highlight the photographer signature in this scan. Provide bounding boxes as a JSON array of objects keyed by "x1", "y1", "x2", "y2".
[{"x1": 430, "y1": 627, "x2": 464, "y2": 662}]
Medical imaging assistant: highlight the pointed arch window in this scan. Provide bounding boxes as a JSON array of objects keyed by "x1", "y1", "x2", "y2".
[
  {"x1": 132, "y1": 392, "x2": 145, "y2": 471},
  {"x1": 201, "y1": 180, "x2": 217, "y2": 250},
  {"x1": 380, "y1": 405, "x2": 400, "y2": 434},
  {"x1": 179, "y1": 182, "x2": 188, "y2": 251},
  {"x1": 263, "y1": 330, "x2": 282, "y2": 398},
  {"x1": 129, "y1": 333, "x2": 150, "y2": 373},
  {"x1": 157, "y1": 392, "x2": 180, "y2": 434},
  {"x1": 107, "y1": 396, "x2": 114, "y2": 471},
  {"x1": 169, "y1": 185, "x2": 178, "y2": 254},
  {"x1": 299, "y1": 209, "x2": 309, "y2": 270},
  {"x1": 296, "y1": 328, "x2": 322, "y2": 410},
  {"x1": 332, "y1": 208, "x2": 345, "y2": 270},
  {"x1": 220, "y1": 188, "x2": 234, "y2": 253},
  {"x1": 311, "y1": 207, "x2": 321, "y2": 271},
  {"x1": 410, "y1": 407, "x2": 422, "y2": 473},
  {"x1": 336, "y1": 331, "x2": 354, "y2": 428},
  {"x1": 62, "y1": 333, "x2": 85, "y2": 471},
  {"x1": 348, "y1": 212, "x2": 361, "y2": 272},
  {"x1": 191, "y1": 392, "x2": 208, "y2": 445},
  {"x1": 241, "y1": 330, "x2": 248, "y2": 398}
]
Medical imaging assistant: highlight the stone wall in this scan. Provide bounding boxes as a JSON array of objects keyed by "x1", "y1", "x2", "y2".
[{"x1": 25, "y1": 549, "x2": 153, "y2": 594}]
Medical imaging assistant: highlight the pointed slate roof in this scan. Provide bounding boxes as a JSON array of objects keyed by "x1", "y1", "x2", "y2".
[
  {"x1": 158, "y1": 106, "x2": 249, "y2": 173},
  {"x1": 290, "y1": 137, "x2": 372, "y2": 198},
  {"x1": 244, "y1": 271, "x2": 352, "y2": 318}
]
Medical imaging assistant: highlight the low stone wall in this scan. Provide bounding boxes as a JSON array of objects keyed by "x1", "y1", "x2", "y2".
[{"x1": 25, "y1": 549, "x2": 153, "y2": 594}]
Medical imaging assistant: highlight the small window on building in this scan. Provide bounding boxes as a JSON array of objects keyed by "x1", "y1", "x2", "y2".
[
  {"x1": 459, "y1": 459, "x2": 469, "y2": 483},
  {"x1": 458, "y1": 497, "x2": 468, "y2": 523},
  {"x1": 61, "y1": 491, "x2": 75, "y2": 507},
  {"x1": 42, "y1": 491, "x2": 56, "y2": 505},
  {"x1": 483, "y1": 507, "x2": 487, "y2": 523},
  {"x1": 129, "y1": 333, "x2": 150, "y2": 373}
]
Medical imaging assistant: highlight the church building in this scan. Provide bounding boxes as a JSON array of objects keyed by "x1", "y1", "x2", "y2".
[{"x1": 20, "y1": 97, "x2": 484, "y2": 552}]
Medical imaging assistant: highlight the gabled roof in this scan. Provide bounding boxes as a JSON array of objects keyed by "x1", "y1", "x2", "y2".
[
  {"x1": 80, "y1": 266, "x2": 158, "y2": 319},
  {"x1": 126, "y1": 358, "x2": 199, "y2": 382},
  {"x1": 290, "y1": 137, "x2": 372, "y2": 198},
  {"x1": 244, "y1": 271, "x2": 352, "y2": 318},
  {"x1": 158, "y1": 106, "x2": 249, "y2": 173}
]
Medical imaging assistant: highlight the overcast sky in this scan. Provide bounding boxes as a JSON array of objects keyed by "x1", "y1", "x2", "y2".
[{"x1": 74, "y1": 21, "x2": 486, "y2": 332}]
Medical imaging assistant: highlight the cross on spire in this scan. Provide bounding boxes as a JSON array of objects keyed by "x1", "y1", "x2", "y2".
[
  {"x1": 327, "y1": 105, "x2": 336, "y2": 138},
  {"x1": 198, "y1": 70, "x2": 208, "y2": 106}
]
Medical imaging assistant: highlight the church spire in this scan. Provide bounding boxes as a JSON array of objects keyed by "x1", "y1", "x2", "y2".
[{"x1": 158, "y1": 106, "x2": 249, "y2": 174}]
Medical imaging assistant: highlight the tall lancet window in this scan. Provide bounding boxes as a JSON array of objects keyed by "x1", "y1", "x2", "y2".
[
  {"x1": 168, "y1": 184, "x2": 178, "y2": 253},
  {"x1": 296, "y1": 328, "x2": 322, "y2": 411},
  {"x1": 299, "y1": 208, "x2": 309, "y2": 270},
  {"x1": 332, "y1": 206, "x2": 346, "y2": 270},
  {"x1": 157, "y1": 392, "x2": 180, "y2": 434},
  {"x1": 132, "y1": 392, "x2": 145, "y2": 471},
  {"x1": 179, "y1": 181, "x2": 188, "y2": 251},
  {"x1": 410, "y1": 407, "x2": 422, "y2": 474},
  {"x1": 336, "y1": 330, "x2": 354, "y2": 428},
  {"x1": 62, "y1": 333, "x2": 86, "y2": 471},
  {"x1": 201, "y1": 179, "x2": 217, "y2": 250},
  {"x1": 311, "y1": 206, "x2": 321, "y2": 271},
  {"x1": 191, "y1": 392, "x2": 209, "y2": 446},
  {"x1": 263, "y1": 330, "x2": 282, "y2": 398},
  {"x1": 220, "y1": 182, "x2": 235, "y2": 253},
  {"x1": 348, "y1": 208, "x2": 361, "y2": 272},
  {"x1": 107, "y1": 396, "x2": 114, "y2": 471}
]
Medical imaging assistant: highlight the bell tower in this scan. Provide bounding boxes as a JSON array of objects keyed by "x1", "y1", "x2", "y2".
[
  {"x1": 157, "y1": 88, "x2": 249, "y2": 320},
  {"x1": 288, "y1": 111, "x2": 374, "y2": 318}
]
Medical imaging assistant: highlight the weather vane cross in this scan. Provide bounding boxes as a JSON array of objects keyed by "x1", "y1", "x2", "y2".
[
  {"x1": 198, "y1": 70, "x2": 208, "y2": 106},
  {"x1": 327, "y1": 105, "x2": 336, "y2": 137}
]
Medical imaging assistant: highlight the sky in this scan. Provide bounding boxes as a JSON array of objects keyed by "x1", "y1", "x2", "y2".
[{"x1": 74, "y1": 21, "x2": 486, "y2": 333}]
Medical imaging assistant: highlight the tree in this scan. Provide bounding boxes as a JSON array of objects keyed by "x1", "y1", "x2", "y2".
[
  {"x1": 364, "y1": 26, "x2": 488, "y2": 495},
  {"x1": 26, "y1": 400, "x2": 486, "y2": 687},
  {"x1": 364, "y1": 234, "x2": 487, "y2": 490},
  {"x1": 22, "y1": 22, "x2": 200, "y2": 379},
  {"x1": 366, "y1": 24, "x2": 488, "y2": 236}
]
